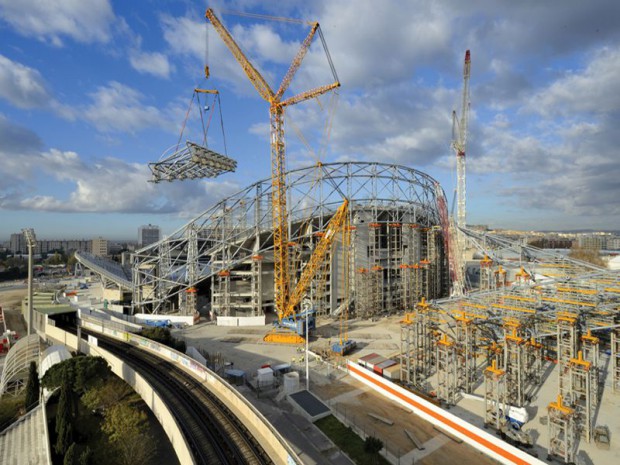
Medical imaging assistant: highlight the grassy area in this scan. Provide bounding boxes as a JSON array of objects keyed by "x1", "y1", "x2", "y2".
[
  {"x1": 314, "y1": 415, "x2": 390, "y2": 465},
  {"x1": 0, "y1": 394, "x2": 25, "y2": 430}
]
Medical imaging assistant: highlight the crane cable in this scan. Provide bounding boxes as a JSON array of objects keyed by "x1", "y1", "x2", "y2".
[{"x1": 176, "y1": 93, "x2": 195, "y2": 153}]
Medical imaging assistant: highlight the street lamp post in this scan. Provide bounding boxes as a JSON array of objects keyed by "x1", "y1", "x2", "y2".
[{"x1": 22, "y1": 228, "x2": 37, "y2": 336}]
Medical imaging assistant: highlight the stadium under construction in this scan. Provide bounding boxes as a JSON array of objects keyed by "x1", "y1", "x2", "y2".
[
  {"x1": 67, "y1": 9, "x2": 620, "y2": 464},
  {"x1": 72, "y1": 160, "x2": 620, "y2": 464},
  {"x1": 129, "y1": 161, "x2": 449, "y2": 320}
]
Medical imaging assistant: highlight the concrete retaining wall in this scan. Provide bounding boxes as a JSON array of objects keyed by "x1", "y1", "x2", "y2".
[
  {"x1": 134, "y1": 313, "x2": 195, "y2": 326},
  {"x1": 216, "y1": 316, "x2": 266, "y2": 327},
  {"x1": 347, "y1": 361, "x2": 545, "y2": 465}
]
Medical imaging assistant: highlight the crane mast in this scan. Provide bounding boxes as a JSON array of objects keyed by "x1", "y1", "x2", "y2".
[
  {"x1": 205, "y1": 9, "x2": 340, "y2": 329},
  {"x1": 453, "y1": 50, "x2": 471, "y2": 228}
]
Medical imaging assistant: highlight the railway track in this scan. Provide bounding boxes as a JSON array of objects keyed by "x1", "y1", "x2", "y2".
[{"x1": 83, "y1": 330, "x2": 273, "y2": 465}]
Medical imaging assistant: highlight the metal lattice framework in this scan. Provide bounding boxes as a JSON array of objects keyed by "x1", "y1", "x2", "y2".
[
  {"x1": 0, "y1": 334, "x2": 41, "y2": 398},
  {"x1": 149, "y1": 142, "x2": 237, "y2": 183},
  {"x1": 132, "y1": 162, "x2": 444, "y2": 314}
]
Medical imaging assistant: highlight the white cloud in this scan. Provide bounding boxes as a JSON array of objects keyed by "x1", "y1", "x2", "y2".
[
  {"x1": 161, "y1": 14, "x2": 260, "y2": 96},
  {"x1": 0, "y1": 0, "x2": 115, "y2": 46},
  {"x1": 0, "y1": 54, "x2": 50, "y2": 108},
  {"x1": 526, "y1": 47, "x2": 620, "y2": 116},
  {"x1": 83, "y1": 82, "x2": 172, "y2": 133},
  {"x1": 129, "y1": 50, "x2": 174, "y2": 79}
]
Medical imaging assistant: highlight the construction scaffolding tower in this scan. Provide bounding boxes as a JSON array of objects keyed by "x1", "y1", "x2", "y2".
[
  {"x1": 400, "y1": 264, "x2": 412, "y2": 311},
  {"x1": 454, "y1": 311, "x2": 477, "y2": 393},
  {"x1": 437, "y1": 333, "x2": 458, "y2": 405},
  {"x1": 388, "y1": 221, "x2": 403, "y2": 311},
  {"x1": 612, "y1": 329, "x2": 620, "y2": 393},
  {"x1": 251, "y1": 254, "x2": 263, "y2": 317},
  {"x1": 355, "y1": 268, "x2": 371, "y2": 318},
  {"x1": 581, "y1": 330, "x2": 599, "y2": 368},
  {"x1": 484, "y1": 360, "x2": 507, "y2": 430},
  {"x1": 479, "y1": 255, "x2": 494, "y2": 292},
  {"x1": 503, "y1": 322, "x2": 526, "y2": 407},
  {"x1": 400, "y1": 298, "x2": 435, "y2": 386},
  {"x1": 557, "y1": 313, "x2": 578, "y2": 399},
  {"x1": 495, "y1": 266, "x2": 507, "y2": 288},
  {"x1": 525, "y1": 336, "x2": 544, "y2": 396},
  {"x1": 368, "y1": 222, "x2": 383, "y2": 316},
  {"x1": 185, "y1": 225, "x2": 199, "y2": 315},
  {"x1": 569, "y1": 351, "x2": 598, "y2": 443},
  {"x1": 548, "y1": 395, "x2": 576, "y2": 463}
]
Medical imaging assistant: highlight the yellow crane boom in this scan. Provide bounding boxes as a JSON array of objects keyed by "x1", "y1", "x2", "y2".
[
  {"x1": 205, "y1": 8, "x2": 340, "y2": 330},
  {"x1": 284, "y1": 199, "x2": 349, "y2": 319}
]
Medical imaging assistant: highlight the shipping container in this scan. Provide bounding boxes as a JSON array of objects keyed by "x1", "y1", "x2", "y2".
[
  {"x1": 358, "y1": 353, "x2": 381, "y2": 367},
  {"x1": 382, "y1": 364, "x2": 401, "y2": 381}
]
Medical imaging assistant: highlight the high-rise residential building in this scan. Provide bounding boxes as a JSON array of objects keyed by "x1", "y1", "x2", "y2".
[
  {"x1": 9, "y1": 233, "x2": 24, "y2": 254},
  {"x1": 91, "y1": 237, "x2": 108, "y2": 257},
  {"x1": 577, "y1": 235, "x2": 605, "y2": 251},
  {"x1": 138, "y1": 224, "x2": 161, "y2": 248},
  {"x1": 608, "y1": 237, "x2": 620, "y2": 250}
]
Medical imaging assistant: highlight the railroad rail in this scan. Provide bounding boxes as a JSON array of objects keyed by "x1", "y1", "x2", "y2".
[{"x1": 82, "y1": 329, "x2": 272, "y2": 465}]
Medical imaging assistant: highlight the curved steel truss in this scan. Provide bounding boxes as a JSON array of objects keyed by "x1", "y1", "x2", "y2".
[{"x1": 132, "y1": 162, "x2": 446, "y2": 314}]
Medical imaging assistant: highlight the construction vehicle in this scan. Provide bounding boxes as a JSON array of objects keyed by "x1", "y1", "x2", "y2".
[
  {"x1": 332, "y1": 339, "x2": 357, "y2": 356},
  {"x1": 206, "y1": 9, "x2": 341, "y2": 344},
  {"x1": 277, "y1": 309, "x2": 316, "y2": 336}
]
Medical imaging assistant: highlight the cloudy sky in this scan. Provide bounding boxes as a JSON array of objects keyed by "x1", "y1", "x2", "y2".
[{"x1": 1, "y1": 0, "x2": 619, "y2": 241}]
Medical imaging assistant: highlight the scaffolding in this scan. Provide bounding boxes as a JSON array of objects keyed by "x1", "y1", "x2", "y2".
[
  {"x1": 524, "y1": 336, "x2": 544, "y2": 395},
  {"x1": 569, "y1": 351, "x2": 597, "y2": 443},
  {"x1": 484, "y1": 360, "x2": 507, "y2": 430},
  {"x1": 355, "y1": 268, "x2": 371, "y2": 318},
  {"x1": 388, "y1": 221, "x2": 403, "y2": 311},
  {"x1": 613, "y1": 329, "x2": 620, "y2": 393},
  {"x1": 548, "y1": 395, "x2": 576, "y2": 463},
  {"x1": 557, "y1": 313, "x2": 577, "y2": 399},
  {"x1": 400, "y1": 264, "x2": 412, "y2": 311},
  {"x1": 503, "y1": 321, "x2": 525, "y2": 407},
  {"x1": 454, "y1": 311, "x2": 477, "y2": 393},
  {"x1": 494, "y1": 265, "x2": 507, "y2": 288},
  {"x1": 251, "y1": 254, "x2": 263, "y2": 317},
  {"x1": 581, "y1": 330, "x2": 599, "y2": 368},
  {"x1": 479, "y1": 255, "x2": 494, "y2": 292},
  {"x1": 437, "y1": 333, "x2": 458, "y2": 405},
  {"x1": 400, "y1": 298, "x2": 435, "y2": 386},
  {"x1": 131, "y1": 162, "x2": 449, "y2": 316}
]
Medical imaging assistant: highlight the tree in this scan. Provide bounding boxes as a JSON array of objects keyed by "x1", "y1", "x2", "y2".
[
  {"x1": 25, "y1": 361, "x2": 40, "y2": 412},
  {"x1": 568, "y1": 245, "x2": 605, "y2": 267},
  {"x1": 55, "y1": 374, "x2": 74, "y2": 455},
  {"x1": 42, "y1": 356, "x2": 111, "y2": 394},
  {"x1": 64, "y1": 442, "x2": 76, "y2": 465},
  {"x1": 78, "y1": 446, "x2": 92, "y2": 465},
  {"x1": 102, "y1": 404, "x2": 156, "y2": 465},
  {"x1": 82, "y1": 377, "x2": 136, "y2": 414},
  {"x1": 364, "y1": 436, "x2": 384, "y2": 464},
  {"x1": 141, "y1": 327, "x2": 186, "y2": 352}
]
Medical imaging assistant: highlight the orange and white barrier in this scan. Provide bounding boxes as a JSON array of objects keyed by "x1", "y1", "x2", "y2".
[{"x1": 347, "y1": 361, "x2": 545, "y2": 465}]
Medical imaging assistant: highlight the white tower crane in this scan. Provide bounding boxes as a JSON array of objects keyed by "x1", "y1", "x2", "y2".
[{"x1": 452, "y1": 50, "x2": 471, "y2": 228}]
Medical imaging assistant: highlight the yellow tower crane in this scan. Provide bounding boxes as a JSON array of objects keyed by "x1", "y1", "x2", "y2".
[{"x1": 206, "y1": 8, "x2": 342, "y2": 343}]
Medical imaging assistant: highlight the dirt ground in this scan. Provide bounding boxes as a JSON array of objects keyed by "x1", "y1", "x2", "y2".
[
  {"x1": 0, "y1": 288, "x2": 28, "y2": 335},
  {"x1": 312, "y1": 368, "x2": 498, "y2": 465}
]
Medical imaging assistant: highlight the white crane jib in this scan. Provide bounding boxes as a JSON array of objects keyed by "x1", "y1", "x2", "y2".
[{"x1": 452, "y1": 50, "x2": 471, "y2": 228}]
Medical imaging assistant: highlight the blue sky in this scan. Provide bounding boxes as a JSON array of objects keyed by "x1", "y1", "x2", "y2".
[{"x1": 1, "y1": 0, "x2": 619, "y2": 241}]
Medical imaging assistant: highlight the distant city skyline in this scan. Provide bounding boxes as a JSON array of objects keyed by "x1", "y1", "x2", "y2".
[{"x1": 1, "y1": 1, "x2": 619, "y2": 238}]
